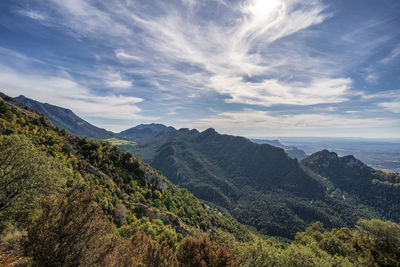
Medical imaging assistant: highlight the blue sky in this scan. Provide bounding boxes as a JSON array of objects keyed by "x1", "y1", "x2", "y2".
[{"x1": 0, "y1": 0, "x2": 399, "y2": 137}]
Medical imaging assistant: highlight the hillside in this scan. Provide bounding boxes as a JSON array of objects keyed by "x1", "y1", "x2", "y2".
[
  {"x1": 125, "y1": 127, "x2": 389, "y2": 238},
  {"x1": 2, "y1": 93, "x2": 400, "y2": 266},
  {"x1": 0, "y1": 93, "x2": 256, "y2": 263},
  {"x1": 15, "y1": 95, "x2": 115, "y2": 139},
  {"x1": 302, "y1": 150, "x2": 400, "y2": 221}
]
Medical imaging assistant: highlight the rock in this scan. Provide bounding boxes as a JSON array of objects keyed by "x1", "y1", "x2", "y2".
[{"x1": 139, "y1": 166, "x2": 168, "y2": 191}]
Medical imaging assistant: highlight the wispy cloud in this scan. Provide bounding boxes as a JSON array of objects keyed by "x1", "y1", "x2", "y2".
[
  {"x1": 18, "y1": 10, "x2": 46, "y2": 20},
  {"x1": 115, "y1": 49, "x2": 143, "y2": 62},
  {"x1": 361, "y1": 89, "x2": 400, "y2": 114},
  {"x1": 378, "y1": 101, "x2": 400, "y2": 113},
  {"x1": 379, "y1": 45, "x2": 400, "y2": 64},
  {"x1": 104, "y1": 72, "x2": 133, "y2": 89},
  {"x1": 2, "y1": 0, "x2": 399, "y2": 137},
  {"x1": 0, "y1": 64, "x2": 156, "y2": 121},
  {"x1": 45, "y1": 0, "x2": 354, "y2": 108},
  {"x1": 188, "y1": 109, "x2": 400, "y2": 137}
]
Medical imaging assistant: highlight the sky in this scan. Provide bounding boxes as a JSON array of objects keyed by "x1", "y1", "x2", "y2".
[{"x1": 0, "y1": 0, "x2": 399, "y2": 138}]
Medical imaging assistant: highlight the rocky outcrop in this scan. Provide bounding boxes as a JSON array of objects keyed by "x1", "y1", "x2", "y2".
[{"x1": 139, "y1": 166, "x2": 168, "y2": 191}]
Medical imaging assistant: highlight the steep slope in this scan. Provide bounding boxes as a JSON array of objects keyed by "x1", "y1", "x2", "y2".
[
  {"x1": 15, "y1": 95, "x2": 115, "y2": 139},
  {"x1": 0, "y1": 93, "x2": 254, "y2": 244},
  {"x1": 127, "y1": 128, "x2": 381, "y2": 238},
  {"x1": 302, "y1": 150, "x2": 400, "y2": 221},
  {"x1": 251, "y1": 138, "x2": 308, "y2": 160},
  {"x1": 3, "y1": 94, "x2": 400, "y2": 266}
]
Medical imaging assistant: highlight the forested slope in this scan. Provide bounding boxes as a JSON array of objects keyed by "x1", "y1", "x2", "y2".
[
  {"x1": 128, "y1": 127, "x2": 390, "y2": 238},
  {"x1": 2, "y1": 93, "x2": 400, "y2": 266}
]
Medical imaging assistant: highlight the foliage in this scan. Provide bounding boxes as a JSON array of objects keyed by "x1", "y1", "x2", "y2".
[
  {"x1": 123, "y1": 231, "x2": 178, "y2": 267},
  {"x1": 0, "y1": 94, "x2": 253, "y2": 262},
  {"x1": 177, "y1": 236, "x2": 241, "y2": 267},
  {"x1": 235, "y1": 219, "x2": 400, "y2": 267},
  {"x1": 0, "y1": 134, "x2": 69, "y2": 226},
  {"x1": 3, "y1": 95, "x2": 400, "y2": 266},
  {"x1": 24, "y1": 185, "x2": 117, "y2": 267},
  {"x1": 302, "y1": 150, "x2": 400, "y2": 226},
  {"x1": 128, "y1": 127, "x2": 390, "y2": 238}
]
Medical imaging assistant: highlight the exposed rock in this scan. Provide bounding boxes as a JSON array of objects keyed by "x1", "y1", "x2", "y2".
[{"x1": 139, "y1": 166, "x2": 168, "y2": 191}]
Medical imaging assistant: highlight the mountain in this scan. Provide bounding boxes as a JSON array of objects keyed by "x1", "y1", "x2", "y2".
[
  {"x1": 3, "y1": 92, "x2": 400, "y2": 266},
  {"x1": 124, "y1": 127, "x2": 390, "y2": 238},
  {"x1": 0, "y1": 92, "x2": 254, "y2": 241},
  {"x1": 15, "y1": 95, "x2": 115, "y2": 139},
  {"x1": 119, "y1": 123, "x2": 176, "y2": 143},
  {"x1": 0, "y1": 92, "x2": 261, "y2": 265},
  {"x1": 9, "y1": 96, "x2": 400, "y2": 238},
  {"x1": 251, "y1": 138, "x2": 308, "y2": 160},
  {"x1": 301, "y1": 150, "x2": 400, "y2": 221}
]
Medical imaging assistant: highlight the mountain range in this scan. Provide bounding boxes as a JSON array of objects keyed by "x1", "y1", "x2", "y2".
[{"x1": 15, "y1": 95, "x2": 400, "y2": 238}]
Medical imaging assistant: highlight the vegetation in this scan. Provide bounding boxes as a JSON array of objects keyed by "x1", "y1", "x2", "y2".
[
  {"x1": 302, "y1": 150, "x2": 400, "y2": 224},
  {"x1": 177, "y1": 236, "x2": 241, "y2": 267},
  {"x1": 24, "y1": 185, "x2": 116, "y2": 266},
  {"x1": 0, "y1": 134, "x2": 69, "y2": 227},
  {"x1": 236, "y1": 219, "x2": 400, "y2": 266},
  {"x1": 104, "y1": 137, "x2": 136, "y2": 146},
  {"x1": 0, "y1": 95, "x2": 252, "y2": 265},
  {"x1": 127, "y1": 127, "x2": 397, "y2": 238},
  {"x1": 2, "y1": 94, "x2": 400, "y2": 266}
]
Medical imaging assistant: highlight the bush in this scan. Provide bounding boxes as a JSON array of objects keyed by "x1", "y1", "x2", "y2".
[
  {"x1": 24, "y1": 185, "x2": 117, "y2": 266},
  {"x1": 177, "y1": 236, "x2": 240, "y2": 267}
]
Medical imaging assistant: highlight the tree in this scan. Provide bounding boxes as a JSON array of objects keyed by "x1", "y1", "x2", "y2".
[
  {"x1": 177, "y1": 236, "x2": 240, "y2": 267},
  {"x1": 355, "y1": 219, "x2": 400, "y2": 266},
  {"x1": 24, "y1": 185, "x2": 117, "y2": 266},
  {"x1": 0, "y1": 134, "x2": 68, "y2": 224},
  {"x1": 123, "y1": 231, "x2": 177, "y2": 267}
]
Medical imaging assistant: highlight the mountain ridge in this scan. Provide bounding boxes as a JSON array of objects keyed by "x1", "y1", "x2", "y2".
[
  {"x1": 15, "y1": 95, "x2": 115, "y2": 140},
  {"x1": 126, "y1": 125, "x2": 397, "y2": 238},
  {"x1": 10, "y1": 94, "x2": 400, "y2": 238}
]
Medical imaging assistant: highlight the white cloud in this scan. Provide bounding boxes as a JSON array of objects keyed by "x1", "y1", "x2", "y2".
[
  {"x1": 361, "y1": 89, "x2": 400, "y2": 100},
  {"x1": 49, "y1": 0, "x2": 130, "y2": 38},
  {"x1": 103, "y1": 72, "x2": 133, "y2": 89},
  {"x1": 378, "y1": 101, "x2": 400, "y2": 113},
  {"x1": 380, "y1": 45, "x2": 400, "y2": 64},
  {"x1": 46, "y1": 0, "x2": 353, "y2": 108},
  {"x1": 18, "y1": 10, "x2": 46, "y2": 20},
  {"x1": 115, "y1": 49, "x2": 143, "y2": 62},
  {"x1": 187, "y1": 109, "x2": 400, "y2": 137},
  {"x1": 106, "y1": 79, "x2": 132, "y2": 89},
  {"x1": 0, "y1": 64, "x2": 156, "y2": 121},
  {"x1": 360, "y1": 89, "x2": 400, "y2": 114},
  {"x1": 365, "y1": 73, "x2": 378, "y2": 84},
  {"x1": 210, "y1": 76, "x2": 351, "y2": 106}
]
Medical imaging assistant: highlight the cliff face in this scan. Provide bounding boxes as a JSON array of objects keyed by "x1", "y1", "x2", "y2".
[{"x1": 138, "y1": 166, "x2": 169, "y2": 191}]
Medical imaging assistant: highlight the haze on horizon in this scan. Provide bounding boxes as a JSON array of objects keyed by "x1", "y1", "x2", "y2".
[{"x1": 0, "y1": 0, "x2": 399, "y2": 138}]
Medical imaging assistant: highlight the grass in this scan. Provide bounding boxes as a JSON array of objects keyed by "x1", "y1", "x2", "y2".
[{"x1": 103, "y1": 138, "x2": 136, "y2": 146}]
